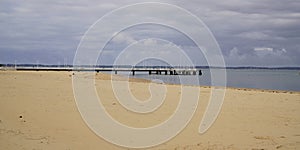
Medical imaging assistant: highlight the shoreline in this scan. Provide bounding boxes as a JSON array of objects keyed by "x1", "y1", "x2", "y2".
[{"x1": 2, "y1": 70, "x2": 299, "y2": 94}]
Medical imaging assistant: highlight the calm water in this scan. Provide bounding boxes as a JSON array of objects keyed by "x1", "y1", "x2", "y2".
[{"x1": 124, "y1": 69, "x2": 300, "y2": 91}]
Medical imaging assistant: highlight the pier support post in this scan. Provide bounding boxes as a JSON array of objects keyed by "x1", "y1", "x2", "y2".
[{"x1": 199, "y1": 70, "x2": 202, "y2": 76}]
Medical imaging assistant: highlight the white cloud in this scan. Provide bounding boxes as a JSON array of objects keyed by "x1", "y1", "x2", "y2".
[
  {"x1": 97, "y1": 3, "x2": 118, "y2": 10},
  {"x1": 237, "y1": 32, "x2": 270, "y2": 40},
  {"x1": 142, "y1": 38, "x2": 158, "y2": 46},
  {"x1": 253, "y1": 47, "x2": 288, "y2": 58},
  {"x1": 111, "y1": 32, "x2": 136, "y2": 44},
  {"x1": 254, "y1": 47, "x2": 273, "y2": 51},
  {"x1": 224, "y1": 46, "x2": 293, "y2": 66},
  {"x1": 225, "y1": 47, "x2": 248, "y2": 66},
  {"x1": 254, "y1": 47, "x2": 274, "y2": 57}
]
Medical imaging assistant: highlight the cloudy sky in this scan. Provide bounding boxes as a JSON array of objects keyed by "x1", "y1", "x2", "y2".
[{"x1": 1, "y1": 0, "x2": 300, "y2": 67}]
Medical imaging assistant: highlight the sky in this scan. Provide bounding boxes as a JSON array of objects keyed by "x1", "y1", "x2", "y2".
[{"x1": 1, "y1": 0, "x2": 300, "y2": 67}]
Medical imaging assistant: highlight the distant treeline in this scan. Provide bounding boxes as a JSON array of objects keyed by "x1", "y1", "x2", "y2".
[{"x1": 1, "y1": 64, "x2": 299, "y2": 70}]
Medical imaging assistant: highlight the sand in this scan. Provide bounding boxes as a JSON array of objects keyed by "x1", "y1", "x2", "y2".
[{"x1": 0, "y1": 71, "x2": 299, "y2": 149}]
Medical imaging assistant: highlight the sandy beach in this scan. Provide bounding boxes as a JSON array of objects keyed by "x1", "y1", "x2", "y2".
[{"x1": 0, "y1": 70, "x2": 299, "y2": 149}]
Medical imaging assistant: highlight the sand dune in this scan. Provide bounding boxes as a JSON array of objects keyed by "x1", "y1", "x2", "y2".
[{"x1": 0, "y1": 71, "x2": 299, "y2": 149}]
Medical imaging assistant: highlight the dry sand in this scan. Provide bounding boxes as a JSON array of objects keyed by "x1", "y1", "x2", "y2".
[{"x1": 0, "y1": 71, "x2": 299, "y2": 149}]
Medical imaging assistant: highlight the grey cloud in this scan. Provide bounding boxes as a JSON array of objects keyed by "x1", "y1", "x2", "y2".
[{"x1": 0, "y1": 0, "x2": 299, "y2": 66}]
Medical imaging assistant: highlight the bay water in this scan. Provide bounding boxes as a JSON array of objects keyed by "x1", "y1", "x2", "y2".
[{"x1": 129, "y1": 69, "x2": 300, "y2": 91}]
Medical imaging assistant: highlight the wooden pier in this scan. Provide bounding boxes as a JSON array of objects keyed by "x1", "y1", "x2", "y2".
[{"x1": 13, "y1": 66, "x2": 202, "y2": 76}]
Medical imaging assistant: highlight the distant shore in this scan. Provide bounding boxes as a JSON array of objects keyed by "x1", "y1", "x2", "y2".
[
  {"x1": 1, "y1": 64, "x2": 300, "y2": 70},
  {"x1": 0, "y1": 70, "x2": 299, "y2": 149}
]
